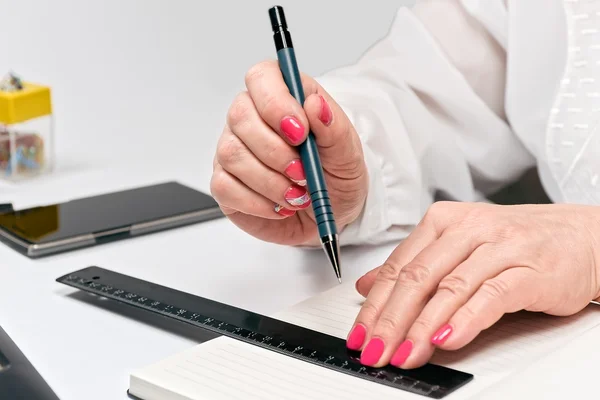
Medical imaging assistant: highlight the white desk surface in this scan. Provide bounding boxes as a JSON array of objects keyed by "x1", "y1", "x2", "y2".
[{"x1": 1, "y1": 0, "x2": 599, "y2": 399}]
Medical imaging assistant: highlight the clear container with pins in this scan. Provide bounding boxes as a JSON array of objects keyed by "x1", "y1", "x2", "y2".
[{"x1": 0, "y1": 72, "x2": 53, "y2": 181}]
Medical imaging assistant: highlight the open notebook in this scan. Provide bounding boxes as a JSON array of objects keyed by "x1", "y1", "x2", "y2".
[{"x1": 129, "y1": 282, "x2": 600, "y2": 400}]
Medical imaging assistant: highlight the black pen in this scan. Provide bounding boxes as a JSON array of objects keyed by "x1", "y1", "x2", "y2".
[{"x1": 268, "y1": 6, "x2": 342, "y2": 283}]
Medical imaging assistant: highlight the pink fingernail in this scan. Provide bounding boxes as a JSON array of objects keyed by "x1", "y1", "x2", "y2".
[
  {"x1": 284, "y1": 185, "x2": 311, "y2": 208},
  {"x1": 431, "y1": 324, "x2": 453, "y2": 345},
  {"x1": 347, "y1": 324, "x2": 367, "y2": 350},
  {"x1": 360, "y1": 338, "x2": 385, "y2": 366},
  {"x1": 391, "y1": 340, "x2": 413, "y2": 367},
  {"x1": 318, "y1": 95, "x2": 333, "y2": 126},
  {"x1": 280, "y1": 116, "x2": 305, "y2": 144},
  {"x1": 274, "y1": 204, "x2": 295, "y2": 217},
  {"x1": 284, "y1": 159, "x2": 306, "y2": 186}
]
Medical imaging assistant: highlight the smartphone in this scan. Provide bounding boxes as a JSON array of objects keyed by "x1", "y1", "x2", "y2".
[{"x1": 0, "y1": 181, "x2": 223, "y2": 258}]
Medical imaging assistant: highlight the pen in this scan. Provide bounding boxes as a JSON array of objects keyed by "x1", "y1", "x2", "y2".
[{"x1": 268, "y1": 6, "x2": 342, "y2": 283}]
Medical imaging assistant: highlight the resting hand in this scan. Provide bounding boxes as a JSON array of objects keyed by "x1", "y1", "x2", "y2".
[{"x1": 346, "y1": 201, "x2": 600, "y2": 369}]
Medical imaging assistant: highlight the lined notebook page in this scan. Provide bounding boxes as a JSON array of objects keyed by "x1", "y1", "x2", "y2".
[{"x1": 130, "y1": 283, "x2": 600, "y2": 400}]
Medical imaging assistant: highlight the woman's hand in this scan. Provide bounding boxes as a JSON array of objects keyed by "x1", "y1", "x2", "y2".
[
  {"x1": 346, "y1": 201, "x2": 600, "y2": 369},
  {"x1": 210, "y1": 60, "x2": 368, "y2": 246}
]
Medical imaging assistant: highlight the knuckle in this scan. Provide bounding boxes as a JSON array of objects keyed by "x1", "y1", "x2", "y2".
[
  {"x1": 464, "y1": 206, "x2": 487, "y2": 221},
  {"x1": 411, "y1": 318, "x2": 434, "y2": 333},
  {"x1": 375, "y1": 313, "x2": 401, "y2": 334},
  {"x1": 397, "y1": 262, "x2": 431, "y2": 287},
  {"x1": 262, "y1": 141, "x2": 281, "y2": 166},
  {"x1": 244, "y1": 62, "x2": 268, "y2": 86},
  {"x1": 358, "y1": 301, "x2": 381, "y2": 321},
  {"x1": 460, "y1": 207, "x2": 490, "y2": 229},
  {"x1": 258, "y1": 92, "x2": 282, "y2": 119},
  {"x1": 262, "y1": 173, "x2": 281, "y2": 197},
  {"x1": 456, "y1": 303, "x2": 478, "y2": 321},
  {"x1": 328, "y1": 147, "x2": 365, "y2": 179},
  {"x1": 421, "y1": 201, "x2": 450, "y2": 227},
  {"x1": 217, "y1": 135, "x2": 246, "y2": 167},
  {"x1": 438, "y1": 274, "x2": 471, "y2": 298},
  {"x1": 227, "y1": 92, "x2": 253, "y2": 128},
  {"x1": 495, "y1": 222, "x2": 526, "y2": 242},
  {"x1": 375, "y1": 262, "x2": 402, "y2": 284},
  {"x1": 209, "y1": 169, "x2": 229, "y2": 199},
  {"x1": 480, "y1": 279, "x2": 510, "y2": 300}
]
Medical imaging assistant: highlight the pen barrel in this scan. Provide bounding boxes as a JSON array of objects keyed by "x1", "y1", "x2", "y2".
[{"x1": 277, "y1": 48, "x2": 337, "y2": 238}]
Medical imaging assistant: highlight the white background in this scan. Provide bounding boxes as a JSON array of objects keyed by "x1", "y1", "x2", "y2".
[{"x1": 1, "y1": 1, "x2": 599, "y2": 399}]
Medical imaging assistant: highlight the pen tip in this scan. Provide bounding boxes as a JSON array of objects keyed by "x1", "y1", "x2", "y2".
[{"x1": 322, "y1": 235, "x2": 342, "y2": 285}]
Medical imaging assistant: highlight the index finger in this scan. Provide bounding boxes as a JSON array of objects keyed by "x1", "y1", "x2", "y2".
[
  {"x1": 244, "y1": 60, "x2": 318, "y2": 146},
  {"x1": 346, "y1": 219, "x2": 440, "y2": 354}
]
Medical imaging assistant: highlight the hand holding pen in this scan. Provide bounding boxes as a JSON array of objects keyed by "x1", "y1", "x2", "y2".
[{"x1": 210, "y1": 6, "x2": 368, "y2": 281}]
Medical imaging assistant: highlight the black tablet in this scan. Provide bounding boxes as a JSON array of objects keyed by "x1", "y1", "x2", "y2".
[{"x1": 0, "y1": 181, "x2": 223, "y2": 258}]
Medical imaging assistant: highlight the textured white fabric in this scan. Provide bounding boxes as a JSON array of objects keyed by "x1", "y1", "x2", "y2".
[
  {"x1": 547, "y1": 0, "x2": 600, "y2": 204},
  {"x1": 313, "y1": 0, "x2": 600, "y2": 246}
]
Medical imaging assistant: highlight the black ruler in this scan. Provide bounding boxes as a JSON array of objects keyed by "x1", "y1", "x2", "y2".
[{"x1": 57, "y1": 266, "x2": 473, "y2": 399}]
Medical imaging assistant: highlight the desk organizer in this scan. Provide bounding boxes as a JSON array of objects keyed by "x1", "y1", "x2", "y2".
[{"x1": 0, "y1": 73, "x2": 53, "y2": 181}]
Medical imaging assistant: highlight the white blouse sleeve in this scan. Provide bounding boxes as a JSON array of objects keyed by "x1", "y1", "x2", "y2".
[{"x1": 314, "y1": 0, "x2": 536, "y2": 246}]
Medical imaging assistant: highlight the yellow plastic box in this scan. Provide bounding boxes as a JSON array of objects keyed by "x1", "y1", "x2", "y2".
[{"x1": 0, "y1": 82, "x2": 54, "y2": 181}]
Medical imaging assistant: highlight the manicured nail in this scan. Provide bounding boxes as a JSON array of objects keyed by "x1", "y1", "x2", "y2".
[
  {"x1": 280, "y1": 116, "x2": 305, "y2": 144},
  {"x1": 274, "y1": 204, "x2": 295, "y2": 217},
  {"x1": 284, "y1": 159, "x2": 306, "y2": 186},
  {"x1": 347, "y1": 324, "x2": 367, "y2": 350},
  {"x1": 391, "y1": 340, "x2": 413, "y2": 367},
  {"x1": 360, "y1": 338, "x2": 385, "y2": 366},
  {"x1": 284, "y1": 185, "x2": 310, "y2": 208},
  {"x1": 318, "y1": 95, "x2": 333, "y2": 126},
  {"x1": 431, "y1": 324, "x2": 453, "y2": 345}
]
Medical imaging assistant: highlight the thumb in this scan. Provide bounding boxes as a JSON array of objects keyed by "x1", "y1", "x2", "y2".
[
  {"x1": 303, "y1": 90, "x2": 365, "y2": 176},
  {"x1": 355, "y1": 266, "x2": 382, "y2": 297}
]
